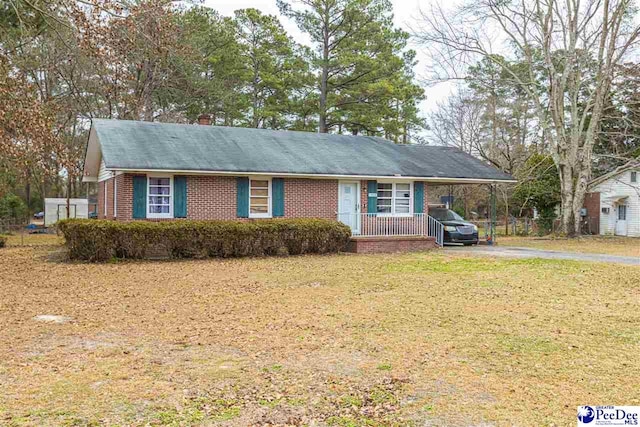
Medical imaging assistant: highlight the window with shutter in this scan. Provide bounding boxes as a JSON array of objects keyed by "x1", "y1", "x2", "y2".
[
  {"x1": 375, "y1": 182, "x2": 413, "y2": 216},
  {"x1": 249, "y1": 178, "x2": 271, "y2": 218},
  {"x1": 147, "y1": 176, "x2": 173, "y2": 218}
]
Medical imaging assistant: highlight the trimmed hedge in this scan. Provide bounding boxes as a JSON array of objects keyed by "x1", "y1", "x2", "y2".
[{"x1": 58, "y1": 218, "x2": 352, "y2": 262}]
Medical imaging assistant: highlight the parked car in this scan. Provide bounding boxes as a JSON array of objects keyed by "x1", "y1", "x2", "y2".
[
  {"x1": 89, "y1": 211, "x2": 98, "y2": 219},
  {"x1": 429, "y1": 208, "x2": 479, "y2": 245},
  {"x1": 33, "y1": 211, "x2": 44, "y2": 219}
]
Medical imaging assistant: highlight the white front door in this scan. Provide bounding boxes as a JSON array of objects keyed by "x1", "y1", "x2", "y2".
[
  {"x1": 338, "y1": 182, "x2": 360, "y2": 233},
  {"x1": 615, "y1": 204, "x2": 628, "y2": 236}
]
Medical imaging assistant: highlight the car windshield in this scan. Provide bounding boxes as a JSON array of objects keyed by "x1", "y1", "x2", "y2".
[{"x1": 430, "y1": 208, "x2": 465, "y2": 221}]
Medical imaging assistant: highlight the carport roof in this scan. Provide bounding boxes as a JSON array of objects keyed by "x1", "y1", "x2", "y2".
[{"x1": 84, "y1": 119, "x2": 515, "y2": 183}]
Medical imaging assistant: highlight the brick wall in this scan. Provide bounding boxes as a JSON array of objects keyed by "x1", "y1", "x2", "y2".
[
  {"x1": 583, "y1": 192, "x2": 600, "y2": 235},
  {"x1": 360, "y1": 181, "x2": 368, "y2": 212},
  {"x1": 99, "y1": 174, "x2": 429, "y2": 222},
  {"x1": 97, "y1": 175, "x2": 128, "y2": 220},
  {"x1": 187, "y1": 175, "x2": 237, "y2": 220},
  {"x1": 116, "y1": 174, "x2": 132, "y2": 220},
  {"x1": 348, "y1": 236, "x2": 437, "y2": 253},
  {"x1": 284, "y1": 178, "x2": 338, "y2": 219},
  {"x1": 105, "y1": 174, "x2": 338, "y2": 221},
  {"x1": 423, "y1": 183, "x2": 429, "y2": 215},
  {"x1": 97, "y1": 177, "x2": 116, "y2": 219}
]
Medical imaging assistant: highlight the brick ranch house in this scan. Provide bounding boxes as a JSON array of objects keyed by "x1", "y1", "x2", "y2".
[{"x1": 82, "y1": 119, "x2": 514, "y2": 252}]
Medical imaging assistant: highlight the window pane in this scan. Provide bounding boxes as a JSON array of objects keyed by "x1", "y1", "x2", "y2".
[
  {"x1": 377, "y1": 194, "x2": 391, "y2": 213},
  {"x1": 149, "y1": 205, "x2": 169, "y2": 214},
  {"x1": 396, "y1": 199, "x2": 410, "y2": 206},
  {"x1": 250, "y1": 196, "x2": 268, "y2": 205},
  {"x1": 149, "y1": 178, "x2": 170, "y2": 186},
  {"x1": 619, "y1": 206, "x2": 627, "y2": 220},
  {"x1": 396, "y1": 205, "x2": 410, "y2": 213},
  {"x1": 377, "y1": 183, "x2": 392, "y2": 190},
  {"x1": 249, "y1": 180, "x2": 270, "y2": 216},
  {"x1": 149, "y1": 196, "x2": 170, "y2": 205},
  {"x1": 149, "y1": 186, "x2": 170, "y2": 195},
  {"x1": 378, "y1": 191, "x2": 392, "y2": 198},
  {"x1": 250, "y1": 206, "x2": 268, "y2": 213},
  {"x1": 396, "y1": 184, "x2": 410, "y2": 198}
]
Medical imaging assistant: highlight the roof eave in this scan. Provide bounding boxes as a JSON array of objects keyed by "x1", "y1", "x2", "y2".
[
  {"x1": 111, "y1": 167, "x2": 516, "y2": 184},
  {"x1": 589, "y1": 160, "x2": 640, "y2": 188}
]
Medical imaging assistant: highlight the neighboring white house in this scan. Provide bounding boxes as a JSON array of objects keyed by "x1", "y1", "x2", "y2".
[
  {"x1": 588, "y1": 160, "x2": 640, "y2": 237},
  {"x1": 44, "y1": 198, "x2": 89, "y2": 227}
]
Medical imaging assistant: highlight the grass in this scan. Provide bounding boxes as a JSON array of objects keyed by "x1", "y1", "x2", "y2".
[
  {"x1": 0, "y1": 235, "x2": 639, "y2": 425},
  {"x1": 498, "y1": 234, "x2": 640, "y2": 257}
]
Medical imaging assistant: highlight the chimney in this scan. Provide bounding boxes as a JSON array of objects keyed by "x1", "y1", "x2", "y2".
[{"x1": 197, "y1": 114, "x2": 211, "y2": 126}]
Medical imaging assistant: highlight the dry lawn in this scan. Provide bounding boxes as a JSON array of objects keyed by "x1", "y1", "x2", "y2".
[
  {"x1": 1, "y1": 236, "x2": 639, "y2": 426},
  {"x1": 3, "y1": 233, "x2": 63, "y2": 247},
  {"x1": 498, "y1": 235, "x2": 640, "y2": 257}
]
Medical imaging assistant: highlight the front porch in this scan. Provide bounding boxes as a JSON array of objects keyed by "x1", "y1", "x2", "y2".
[
  {"x1": 336, "y1": 180, "x2": 444, "y2": 252},
  {"x1": 338, "y1": 212, "x2": 444, "y2": 253}
]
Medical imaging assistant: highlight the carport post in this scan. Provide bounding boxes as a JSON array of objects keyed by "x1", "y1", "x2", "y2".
[{"x1": 489, "y1": 184, "x2": 497, "y2": 245}]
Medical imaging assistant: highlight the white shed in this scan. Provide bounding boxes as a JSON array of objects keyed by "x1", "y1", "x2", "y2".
[
  {"x1": 589, "y1": 161, "x2": 640, "y2": 237},
  {"x1": 44, "y1": 198, "x2": 90, "y2": 227}
]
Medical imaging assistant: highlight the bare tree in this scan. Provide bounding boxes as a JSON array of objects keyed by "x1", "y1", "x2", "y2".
[
  {"x1": 416, "y1": 0, "x2": 640, "y2": 235},
  {"x1": 428, "y1": 87, "x2": 484, "y2": 154}
]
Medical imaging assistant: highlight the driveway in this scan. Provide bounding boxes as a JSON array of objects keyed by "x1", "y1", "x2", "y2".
[{"x1": 444, "y1": 245, "x2": 640, "y2": 266}]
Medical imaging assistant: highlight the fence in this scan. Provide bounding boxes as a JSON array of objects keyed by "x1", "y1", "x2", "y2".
[{"x1": 337, "y1": 213, "x2": 445, "y2": 246}]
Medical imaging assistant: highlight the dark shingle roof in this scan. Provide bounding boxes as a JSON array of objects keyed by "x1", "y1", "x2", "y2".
[{"x1": 92, "y1": 119, "x2": 514, "y2": 181}]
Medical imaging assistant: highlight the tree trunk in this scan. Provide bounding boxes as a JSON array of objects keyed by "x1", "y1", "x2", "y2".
[
  {"x1": 25, "y1": 181, "x2": 31, "y2": 213},
  {"x1": 318, "y1": 5, "x2": 330, "y2": 133},
  {"x1": 252, "y1": 58, "x2": 260, "y2": 128},
  {"x1": 504, "y1": 191, "x2": 509, "y2": 236},
  {"x1": 558, "y1": 163, "x2": 577, "y2": 235},
  {"x1": 142, "y1": 62, "x2": 155, "y2": 121},
  {"x1": 402, "y1": 121, "x2": 408, "y2": 144},
  {"x1": 66, "y1": 177, "x2": 71, "y2": 219}
]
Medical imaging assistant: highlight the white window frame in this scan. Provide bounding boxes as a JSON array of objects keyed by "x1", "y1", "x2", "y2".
[
  {"x1": 376, "y1": 181, "x2": 413, "y2": 217},
  {"x1": 249, "y1": 177, "x2": 272, "y2": 218},
  {"x1": 147, "y1": 175, "x2": 173, "y2": 219}
]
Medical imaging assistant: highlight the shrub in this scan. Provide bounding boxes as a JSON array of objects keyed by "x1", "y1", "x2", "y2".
[
  {"x1": 0, "y1": 235, "x2": 6, "y2": 248},
  {"x1": 58, "y1": 218, "x2": 352, "y2": 262},
  {"x1": 0, "y1": 193, "x2": 28, "y2": 223}
]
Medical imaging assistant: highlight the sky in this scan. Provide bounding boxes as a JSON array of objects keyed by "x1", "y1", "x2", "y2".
[{"x1": 203, "y1": 0, "x2": 454, "y2": 117}]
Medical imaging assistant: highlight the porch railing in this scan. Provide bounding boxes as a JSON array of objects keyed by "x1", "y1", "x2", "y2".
[{"x1": 337, "y1": 213, "x2": 444, "y2": 246}]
